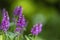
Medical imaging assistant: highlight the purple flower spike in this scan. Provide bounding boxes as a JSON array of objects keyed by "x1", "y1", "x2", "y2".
[
  {"x1": 1, "y1": 9, "x2": 10, "y2": 32},
  {"x1": 14, "y1": 6, "x2": 23, "y2": 16},
  {"x1": 16, "y1": 15, "x2": 26, "y2": 28},
  {"x1": 15, "y1": 15, "x2": 26, "y2": 33},
  {"x1": 31, "y1": 23, "x2": 42, "y2": 35},
  {"x1": 14, "y1": 6, "x2": 26, "y2": 33}
]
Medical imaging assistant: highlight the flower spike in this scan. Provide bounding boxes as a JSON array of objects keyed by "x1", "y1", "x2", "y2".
[
  {"x1": 1, "y1": 9, "x2": 10, "y2": 32},
  {"x1": 31, "y1": 23, "x2": 42, "y2": 35}
]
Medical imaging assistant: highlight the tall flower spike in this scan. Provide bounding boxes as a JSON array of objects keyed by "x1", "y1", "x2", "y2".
[
  {"x1": 14, "y1": 6, "x2": 23, "y2": 16},
  {"x1": 31, "y1": 23, "x2": 42, "y2": 35},
  {"x1": 15, "y1": 6, "x2": 26, "y2": 33},
  {"x1": 16, "y1": 15, "x2": 26, "y2": 28},
  {"x1": 1, "y1": 9, "x2": 10, "y2": 32}
]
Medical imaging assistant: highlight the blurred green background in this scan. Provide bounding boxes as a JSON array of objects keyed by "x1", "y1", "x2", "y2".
[{"x1": 0, "y1": 0, "x2": 60, "y2": 40}]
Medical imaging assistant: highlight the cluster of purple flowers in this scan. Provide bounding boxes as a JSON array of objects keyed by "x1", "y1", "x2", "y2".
[
  {"x1": 0, "y1": 6, "x2": 42, "y2": 35},
  {"x1": 31, "y1": 23, "x2": 42, "y2": 35},
  {"x1": 14, "y1": 6, "x2": 26, "y2": 33},
  {"x1": 1, "y1": 9, "x2": 10, "y2": 32}
]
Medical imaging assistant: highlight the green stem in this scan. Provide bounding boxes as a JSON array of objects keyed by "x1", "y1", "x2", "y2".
[
  {"x1": 3, "y1": 34, "x2": 5, "y2": 40},
  {"x1": 21, "y1": 34, "x2": 23, "y2": 40},
  {"x1": 15, "y1": 33, "x2": 23, "y2": 40},
  {"x1": 17, "y1": 35, "x2": 19, "y2": 40},
  {"x1": 10, "y1": 38, "x2": 13, "y2": 40},
  {"x1": 15, "y1": 35, "x2": 20, "y2": 40},
  {"x1": 6, "y1": 35, "x2": 9, "y2": 40},
  {"x1": 34, "y1": 35, "x2": 37, "y2": 40}
]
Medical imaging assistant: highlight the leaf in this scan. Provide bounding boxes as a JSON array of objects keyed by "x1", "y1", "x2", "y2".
[
  {"x1": 25, "y1": 35, "x2": 30, "y2": 40},
  {"x1": 0, "y1": 35, "x2": 3, "y2": 40},
  {"x1": 6, "y1": 32, "x2": 17, "y2": 39}
]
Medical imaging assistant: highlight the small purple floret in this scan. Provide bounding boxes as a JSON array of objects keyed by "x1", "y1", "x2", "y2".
[{"x1": 31, "y1": 23, "x2": 42, "y2": 35}]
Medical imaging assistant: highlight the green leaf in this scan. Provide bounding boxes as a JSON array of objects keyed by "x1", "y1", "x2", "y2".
[
  {"x1": 25, "y1": 35, "x2": 30, "y2": 40},
  {"x1": 0, "y1": 35, "x2": 3, "y2": 40},
  {"x1": 6, "y1": 32, "x2": 17, "y2": 40}
]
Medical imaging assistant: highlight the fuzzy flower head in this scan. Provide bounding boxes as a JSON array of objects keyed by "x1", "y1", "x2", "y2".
[
  {"x1": 31, "y1": 23, "x2": 42, "y2": 35},
  {"x1": 16, "y1": 15, "x2": 26, "y2": 28},
  {"x1": 1, "y1": 9, "x2": 10, "y2": 32},
  {"x1": 14, "y1": 6, "x2": 23, "y2": 16}
]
